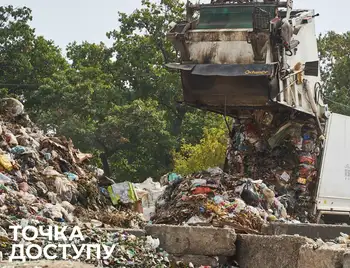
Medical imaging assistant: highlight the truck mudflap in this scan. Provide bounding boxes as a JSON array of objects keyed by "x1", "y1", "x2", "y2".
[{"x1": 167, "y1": 63, "x2": 279, "y2": 114}]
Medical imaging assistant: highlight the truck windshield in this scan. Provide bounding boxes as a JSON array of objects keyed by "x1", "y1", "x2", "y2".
[{"x1": 197, "y1": 5, "x2": 276, "y2": 30}]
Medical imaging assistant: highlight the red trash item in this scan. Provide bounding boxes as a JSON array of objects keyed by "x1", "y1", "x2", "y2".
[
  {"x1": 192, "y1": 187, "x2": 212, "y2": 195},
  {"x1": 299, "y1": 164, "x2": 314, "y2": 177},
  {"x1": 299, "y1": 155, "x2": 315, "y2": 165}
]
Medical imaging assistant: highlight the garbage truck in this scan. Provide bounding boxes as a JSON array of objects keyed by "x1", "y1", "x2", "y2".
[{"x1": 165, "y1": 0, "x2": 350, "y2": 223}]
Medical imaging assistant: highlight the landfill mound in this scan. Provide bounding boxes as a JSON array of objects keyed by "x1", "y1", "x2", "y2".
[
  {"x1": 0, "y1": 98, "x2": 145, "y2": 228},
  {"x1": 0, "y1": 99, "x2": 185, "y2": 266},
  {"x1": 152, "y1": 110, "x2": 321, "y2": 231}
]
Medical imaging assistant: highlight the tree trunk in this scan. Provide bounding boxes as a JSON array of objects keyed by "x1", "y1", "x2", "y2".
[
  {"x1": 171, "y1": 104, "x2": 187, "y2": 137},
  {"x1": 100, "y1": 152, "x2": 111, "y2": 177}
]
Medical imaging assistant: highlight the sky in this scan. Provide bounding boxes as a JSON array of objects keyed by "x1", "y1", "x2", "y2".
[{"x1": 1, "y1": 0, "x2": 349, "y2": 50}]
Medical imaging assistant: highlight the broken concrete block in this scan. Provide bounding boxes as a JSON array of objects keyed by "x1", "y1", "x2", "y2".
[
  {"x1": 343, "y1": 252, "x2": 350, "y2": 268},
  {"x1": 297, "y1": 245, "x2": 346, "y2": 268},
  {"x1": 262, "y1": 223, "x2": 350, "y2": 240},
  {"x1": 236, "y1": 234, "x2": 309, "y2": 268},
  {"x1": 145, "y1": 224, "x2": 236, "y2": 256}
]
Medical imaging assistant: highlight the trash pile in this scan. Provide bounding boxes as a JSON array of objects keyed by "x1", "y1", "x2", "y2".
[
  {"x1": 152, "y1": 168, "x2": 290, "y2": 233},
  {"x1": 0, "y1": 98, "x2": 145, "y2": 228},
  {"x1": 226, "y1": 110, "x2": 321, "y2": 222}
]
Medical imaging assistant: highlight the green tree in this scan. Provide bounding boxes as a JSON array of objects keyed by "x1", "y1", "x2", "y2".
[
  {"x1": 36, "y1": 41, "x2": 175, "y2": 181},
  {"x1": 107, "y1": 0, "x2": 187, "y2": 137},
  {"x1": 0, "y1": 5, "x2": 67, "y2": 102},
  {"x1": 105, "y1": 100, "x2": 175, "y2": 180},
  {"x1": 173, "y1": 122, "x2": 229, "y2": 175},
  {"x1": 318, "y1": 31, "x2": 350, "y2": 115}
]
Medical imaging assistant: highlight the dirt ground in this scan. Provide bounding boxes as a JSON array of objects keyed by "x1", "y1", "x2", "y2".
[{"x1": 0, "y1": 260, "x2": 95, "y2": 268}]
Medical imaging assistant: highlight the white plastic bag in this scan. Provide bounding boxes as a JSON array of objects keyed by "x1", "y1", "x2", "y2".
[
  {"x1": 145, "y1": 236, "x2": 160, "y2": 250},
  {"x1": 61, "y1": 201, "x2": 75, "y2": 213},
  {"x1": 43, "y1": 166, "x2": 62, "y2": 177},
  {"x1": 4, "y1": 131, "x2": 18, "y2": 146},
  {"x1": 0, "y1": 173, "x2": 12, "y2": 184},
  {"x1": 134, "y1": 178, "x2": 166, "y2": 220}
]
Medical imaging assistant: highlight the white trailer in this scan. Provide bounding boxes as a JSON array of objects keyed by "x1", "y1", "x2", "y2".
[{"x1": 315, "y1": 113, "x2": 350, "y2": 223}]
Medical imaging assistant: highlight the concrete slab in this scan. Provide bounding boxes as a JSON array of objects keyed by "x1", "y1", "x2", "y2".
[
  {"x1": 297, "y1": 245, "x2": 346, "y2": 268},
  {"x1": 343, "y1": 252, "x2": 350, "y2": 268},
  {"x1": 262, "y1": 223, "x2": 350, "y2": 240},
  {"x1": 236, "y1": 234, "x2": 309, "y2": 268},
  {"x1": 145, "y1": 224, "x2": 236, "y2": 256}
]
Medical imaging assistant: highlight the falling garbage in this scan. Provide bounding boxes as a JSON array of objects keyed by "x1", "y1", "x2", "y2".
[{"x1": 151, "y1": 110, "x2": 321, "y2": 232}]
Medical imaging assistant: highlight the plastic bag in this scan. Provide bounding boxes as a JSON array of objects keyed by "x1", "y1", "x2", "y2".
[
  {"x1": 213, "y1": 195, "x2": 225, "y2": 204},
  {"x1": 134, "y1": 178, "x2": 166, "y2": 204},
  {"x1": 107, "y1": 182, "x2": 138, "y2": 205},
  {"x1": 64, "y1": 172, "x2": 78, "y2": 181},
  {"x1": 43, "y1": 166, "x2": 62, "y2": 177},
  {"x1": 272, "y1": 198, "x2": 288, "y2": 218},
  {"x1": 207, "y1": 167, "x2": 223, "y2": 176},
  {"x1": 4, "y1": 132, "x2": 18, "y2": 146},
  {"x1": 21, "y1": 193, "x2": 37, "y2": 204},
  {"x1": 10, "y1": 146, "x2": 26, "y2": 155},
  {"x1": 61, "y1": 201, "x2": 75, "y2": 213},
  {"x1": 299, "y1": 153, "x2": 315, "y2": 165},
  {"x1": 232, "y1": 198, "x2": 247, "y2": 213},
  {"x1": 191, "y1": 179, "x2": 207, "y2": 188},
  {"x1": 0, "y1": 173, "x2": 12, "y2": 184},
  {"x1": 0, "y1": 155, "x2": 13, "y2": 171},
  {"x1": 240, "y1": 181, "x2": 260, "y2": 207},
  {"x1": 168, "y1": 173, "x2": 182, "y2": 184},
  {"x1": 36, "y1": 181, "x2": 48, "y2": 195},
  {"x1": 54, "y1": 177, "x2": 74, "y2": 202},
  {"x1": 186, "y1": 215, "x2": 207, "y2": 225},
  {"x1": 145, "y1": 236, "x2": 160, "y2": 250},
  {"x1": 0, "y1": 193, "x2": 7, "y2": 205},
  {"x1": 47, "y1": 191, "x2": 59, "y2": 204},
  {"x1": 43, "y1": 203, "x2": 63, "y2": 219}
]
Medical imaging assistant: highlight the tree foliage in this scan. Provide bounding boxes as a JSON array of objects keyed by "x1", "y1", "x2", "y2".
[
  {"x1": 0, "y1": 5, "x2": 67, "y2": 101},
  {"x1": 173, "y1": 121, "x2": 229, "y2": 175},
  {"x1": 318, "y1": 31, "x2": 350, "y2": 115}
]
